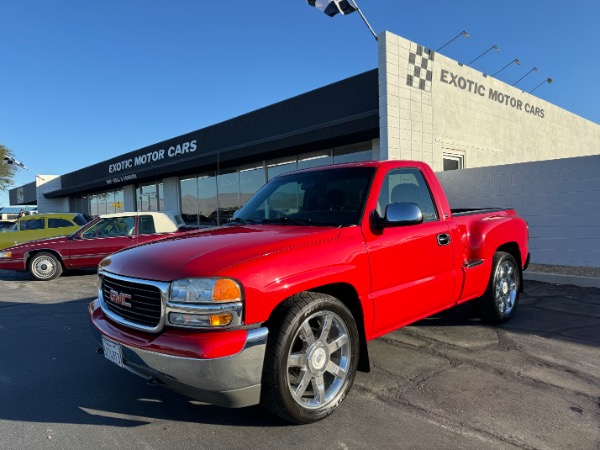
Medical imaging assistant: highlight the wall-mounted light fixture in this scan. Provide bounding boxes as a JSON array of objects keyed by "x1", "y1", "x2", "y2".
[
  {"x1": 492, "y1": 58, "x2": 520, "y2": 77},
  {"x1": 530, "y1": 77, "x2": 553, "y2": 93},
  {"x1": 468, "y1": 44, "x2": 500, "y2": 65},
  {"x1": 436, "y1": 30, "x2": 470, "y2": 52}
]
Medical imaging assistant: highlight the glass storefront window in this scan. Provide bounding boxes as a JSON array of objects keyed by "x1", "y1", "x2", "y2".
[
  {"x1": 298, "y1": 151, "x2": 332, "y2": 170},
  {"x1": 180, "y1": 177, "x2": 199, "y2": 227},
  {"x1": 83, "y1": 189, "x2": 124, "y2": 217},
  {"x1": 198, "y1": 173, "x2": 218, "y2": 226},
  {"x1": 176, "y1": 141, "x2": 373, "y2": 228},
  {"x1": 137, "y1": 183, "x2": 163, "y2": 212},
  {"x1": 239, "y1": 164, "x2": 266, "y2": 207},
  {"x1": 267, "y1": 158, "x2": 297, "y2": 180},
  {"x1": 113, "y1": 190, "x2": 124, "y2": 213},
  {"x1": 90, "y1": 195, "x2": 98, "y2": 216},
  {"x1": 217, "y1": 170, "x2": 239, "y2": 224},
  {"x1": 333, "y1": 142, "x2": 373, "y2": 164}
]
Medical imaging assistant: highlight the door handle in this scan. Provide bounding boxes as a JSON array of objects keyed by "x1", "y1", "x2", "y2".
[{"x1": 437, "y1": 233, "x2": 451, "y2": 246}]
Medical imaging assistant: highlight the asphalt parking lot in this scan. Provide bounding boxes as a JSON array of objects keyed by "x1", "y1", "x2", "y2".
[{"x1": 0, "y1": 269, "x2": 599, "y2": 450}]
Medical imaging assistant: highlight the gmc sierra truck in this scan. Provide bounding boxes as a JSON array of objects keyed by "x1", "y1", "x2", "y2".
[{"x1": 90, "y1": 160, "x2": 529, "y2": 423}]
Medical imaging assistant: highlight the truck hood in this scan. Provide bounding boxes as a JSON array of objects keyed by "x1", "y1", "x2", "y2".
[{"x1": 101, "y1": 224, "x2": 342, "y2": 281}]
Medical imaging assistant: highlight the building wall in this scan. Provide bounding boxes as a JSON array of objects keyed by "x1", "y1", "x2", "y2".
[
  {"x1": 378, "y1": 31, "x2": 600, "y2": 171},
  {"x1": 378, "y1": 32, "x2": 434, "y2": 166},
  {"x1": 36, "y1": 175, "x2": 68, "y2": 213},
  {"x1": 437, "y1": 155, "x2": 600, "y2": 268}
]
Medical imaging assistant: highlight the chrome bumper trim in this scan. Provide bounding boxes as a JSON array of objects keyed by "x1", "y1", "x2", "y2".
[{"x1": 93, "y1": 326, "x2": 269, "y2": 408}]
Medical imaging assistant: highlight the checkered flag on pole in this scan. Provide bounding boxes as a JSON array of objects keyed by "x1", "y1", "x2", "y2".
[
  {"x1": 2, "y1": 156, "x2": 28, "y2": 170},
  {"x1": 307, "y1": 0, "x2": 356, "y2": 17}
]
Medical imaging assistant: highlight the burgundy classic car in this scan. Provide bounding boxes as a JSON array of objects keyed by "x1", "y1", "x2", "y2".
[{"x1": 0, "y1": 211, "x2": 188, "y2": 280}]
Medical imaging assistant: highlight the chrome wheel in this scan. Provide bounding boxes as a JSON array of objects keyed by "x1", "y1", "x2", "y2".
[
  {"x1": 286, "y1": 310, "x2": 351, "y2": 410},
  {"x1": 29, "y1": 252, "x2": 62, "y2": 281},
  {"x1": 495, "y1": 259, "x2": 518, "y2": 315},
  {"x1": 472, "y1": 251, "x2": 520, "y2": 323}
]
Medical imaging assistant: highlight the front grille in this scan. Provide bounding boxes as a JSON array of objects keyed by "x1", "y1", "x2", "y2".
[{"x1": 102, "y1": 275, "x2": 163, "y2": 328}]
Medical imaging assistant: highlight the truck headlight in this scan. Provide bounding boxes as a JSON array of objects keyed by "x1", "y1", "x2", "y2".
[
  {"x1": 167, "y1": 278, "x2": 243, "y2": 329},
  {"x1": 170, "y1": 278, "x2": 242, "y2": 303}
]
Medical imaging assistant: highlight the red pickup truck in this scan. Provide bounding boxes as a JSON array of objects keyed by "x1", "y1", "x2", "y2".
[{"x1": 90, "y1": 160, "x2": 529, "y2": 423}]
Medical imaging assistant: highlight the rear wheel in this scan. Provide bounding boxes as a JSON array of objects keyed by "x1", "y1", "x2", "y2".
[
  {"x1": 29, "y1": 252, "x2": 63, "y2": 281},
  {"x1": 261, "y1": 292, "x2": 359, "y2": 424},
  {"x1": 472, "y1": 252, "x2": 520, "y2": 323}
]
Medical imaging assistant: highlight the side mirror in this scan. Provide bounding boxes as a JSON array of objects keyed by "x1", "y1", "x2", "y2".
[{"x1": 372, "y1": 202, "x2": 424, "y2": 229}]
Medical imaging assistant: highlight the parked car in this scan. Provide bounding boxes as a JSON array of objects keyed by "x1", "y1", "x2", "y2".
[
  {"x1": 0, "y1": 213, "x2": 88, "y2": 250},
  {"x1": 0, "y1": 220, "x2": 16, "y2": 232},
  {"x1": 0, "y1": 211, "x2": 189, "y2": 280},
  {"x1": 90, "y1": 160, "x2": 529, "y2": 423},
  {"x1": 0, "y1": 212, "x2": 189, "y2": 281}
]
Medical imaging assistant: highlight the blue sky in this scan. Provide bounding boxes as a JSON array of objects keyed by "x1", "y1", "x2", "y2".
[{"x1": 1, "y1": 0, "x2": 598, "y2": 207}]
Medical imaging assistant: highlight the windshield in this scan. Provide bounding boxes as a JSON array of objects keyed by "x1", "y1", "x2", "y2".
[{"x1": 232, "y1": 167, "x2": 375, "y2": 227}]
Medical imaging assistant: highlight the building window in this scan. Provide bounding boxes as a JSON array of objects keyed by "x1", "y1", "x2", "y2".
[
  {"x1": 176, "y1": 141, "x2": 373, "y2": 227},
  {"x1": 137, "y1": 183, "x2": 163, "y2": 212},
  {"x1": 217, "y1": 170, "x2": 240, "y2": 224},
  {"x1": 443, "y1": 153, "x2": 464, "y2": 171},
  {"x1": 298, "y1": 150, "x2": 332, "y2": 170},
  {"x1": 333, "y1": 142, "x2": 373, "y2": 164},
  {"x1": 239, "y1": 164, "x2": 266, "y2": 207},
  {"x1": 78, "y1": 189, "x2": 123, "y2": 216},
  {"x1": 180, "y1": 177, "x2": 199, "y2": 227},
  {"x1": 267, "y1": 158, "x2": 297, "y2": 180},
  {"x1": 198, "y1": 173, "x2": 218, "y2": 226}
]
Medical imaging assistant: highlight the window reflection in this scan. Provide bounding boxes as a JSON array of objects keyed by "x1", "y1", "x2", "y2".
[
  {"x1": 137, "y1": 183, "x2": 163, "y2": 212},
  {"x1": 217, "y1": 170, "x2": 239, "y2": 224},
  {"x1": 178, "y1": 141, "x2": 372, "y2": 227},
  {"x1": 198, "y1": 174, "x2": 218, "y2": 227}
]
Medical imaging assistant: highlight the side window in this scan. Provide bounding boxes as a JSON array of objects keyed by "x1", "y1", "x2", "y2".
[
  {"x1": 378, "y1": 168, "x2": 438, "y2": 222},
  {"x1": 48, "y1": 218, "x2": 75, "y2": 228},
  {"x1": 20, "y1": 219, "x2": 45, "y2": 231},
  {"x1": 138, "y1": 216, "x2": 156, "y2": 234},
  {"x1": 72, "y1": 214, "x2": 89, "y2": 226},
  {"x1": 82, "y1": 217, "x2": 135, "y2": 238}
]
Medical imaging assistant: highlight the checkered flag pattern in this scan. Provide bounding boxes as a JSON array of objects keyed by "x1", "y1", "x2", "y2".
[{"x1": 406, "y1": 44, "x2": 434, "y2": 92}]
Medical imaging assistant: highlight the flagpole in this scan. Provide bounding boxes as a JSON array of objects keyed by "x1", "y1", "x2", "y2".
[{"x1": 347, "y1": 0, "x2": 377, "y2": 41}]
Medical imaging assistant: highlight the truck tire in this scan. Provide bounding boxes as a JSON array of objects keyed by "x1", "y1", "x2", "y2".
[
  {"x1": 29, "y1": 252, "x2": 63, "y2": 281},
  {"x1": 472, "y1": 251, "x2": 520, "y2": 323},
  {"x1": 261, "y1": 292, "x2": 359, "y2": 424}
]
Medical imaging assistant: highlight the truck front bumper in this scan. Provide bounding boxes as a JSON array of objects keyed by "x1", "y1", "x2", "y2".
[{"x1": 89, "y1": 299, "x2": 268, "y2": 408}]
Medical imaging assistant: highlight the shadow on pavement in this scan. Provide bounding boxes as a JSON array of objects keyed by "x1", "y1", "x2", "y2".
[{"x1": 0, "y1": 298, "x2": 289, "y2": 428}]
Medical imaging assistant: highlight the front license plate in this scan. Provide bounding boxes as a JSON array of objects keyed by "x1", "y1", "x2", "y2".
[{"x1": 102, "y1": 336, "x2": 123, "y2": 368}]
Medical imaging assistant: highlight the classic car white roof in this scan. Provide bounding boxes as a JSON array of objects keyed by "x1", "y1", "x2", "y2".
[{"x1": 97, "y1": 211, "x2": 183, "y2": 232}]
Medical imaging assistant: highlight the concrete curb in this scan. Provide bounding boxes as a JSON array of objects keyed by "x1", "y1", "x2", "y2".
[{"x1": 524, "y1": 272, "x2": 600, "y2": 289}]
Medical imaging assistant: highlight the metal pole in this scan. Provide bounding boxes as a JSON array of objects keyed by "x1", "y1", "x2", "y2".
[
  {"x1": 348, "y1": 0, "x2": 378, "y2": 41},
  {"x1": 492, "y1": 58, "x2": 519, "y2": 77},
  {"x1": 469, "y1": 45, "x2": 499, "y2": 65},
  {"x1": 512, "y1": 67, "x2": 538, "y2": 86}
]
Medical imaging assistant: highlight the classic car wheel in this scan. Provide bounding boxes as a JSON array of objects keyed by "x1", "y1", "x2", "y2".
[
  {"x1": 261, "y1": 292, "x2": 359, "y2": 424},
  {"x1": 473, "y1": 251, "x2": 520, "y2": 323},
  {"x1": 29, "y1": 252, "x2": 63, "y2": 281}
]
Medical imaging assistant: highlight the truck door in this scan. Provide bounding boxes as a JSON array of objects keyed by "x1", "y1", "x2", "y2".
[{"x1": 364, "y1": 167, "x2": 456, "y2": 336}]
